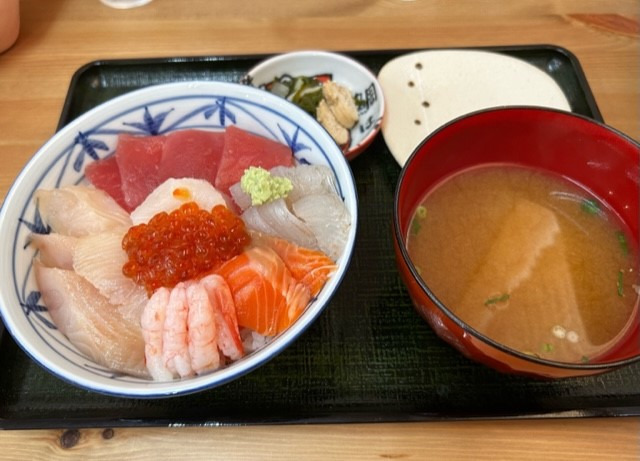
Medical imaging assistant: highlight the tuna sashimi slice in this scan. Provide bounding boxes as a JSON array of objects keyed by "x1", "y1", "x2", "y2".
[
  {"x1": 116, "y1": 134, "x2": 166, "y2": 210},
  {"x1": 214, "y1": 126, "x2": 294, "y2": 195},
  {"x1": 216, "y1": 246, "x2": 311, "y2": 336},
  {"x1": 158, "y1": 130, "x2": 225, "y2": 184},
  {"x1": 85, "y1": 156, "x2": 129, "y2": 211}
]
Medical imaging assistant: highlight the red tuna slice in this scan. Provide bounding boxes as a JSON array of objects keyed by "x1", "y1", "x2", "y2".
[
  {"x1": 84, "y1": 156, "x2": 130, "y2": 211},
  {"x1": 158, "y1": 130, "x2": 225, "y2": 185},
  {"x1": 214, "y1": 126, "x2": 294, "y2": 195},
  {"x1": 116, "y1": 134, "x2": 166, "y2": 210}
]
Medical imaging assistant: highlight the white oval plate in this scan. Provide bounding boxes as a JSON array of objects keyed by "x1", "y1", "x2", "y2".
[{"x1": 378, "y1": 49, "x2": 572, "y2": 166}]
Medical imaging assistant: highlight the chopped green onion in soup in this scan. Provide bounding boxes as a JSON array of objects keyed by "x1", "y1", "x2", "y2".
[{"x1": 580, "y1": 198, "x2": 600, "y2": 215}]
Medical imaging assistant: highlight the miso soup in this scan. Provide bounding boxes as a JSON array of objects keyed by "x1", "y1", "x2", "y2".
[{"x1": 406, "y1": 165, "x2": 639, "y2": 363}]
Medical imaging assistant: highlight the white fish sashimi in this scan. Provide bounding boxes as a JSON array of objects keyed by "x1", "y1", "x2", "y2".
[
  {"x1": 30, "y1": 233, "x2": 77, "y2": 270},
  {"x1": 131, "y1": 178, "x2": 227, "y2": 225},
  {"x1": 230, "y1": 165, "x2": 339, "y2": 212},
  {"x1": 34, "y1": 185, "x2": 132, "y2": 237},
  {"x1": 292, "y1": 193, "x2": 351, "y2": 261},
  {"x1": 73, "y1": 232, "x2": 148, "y2": 306},
  {"x1": 240, "y1": 206, "x2": 279, "y2": 240},
  {"x1": 270, "y1": 164, "x2": 338, "y2": 203},
  {"x1": 228, "y1": 182, "x2": 252, "y2": 211},
  {"x1": 241, "y1": 198, "x2": 318, "y2": 250},
  {"x1": 241, "y1": 328, "x2": 268, "y2": 354},
  {"x1": 33, "y1": 263, "x2": 148, "y2": 378},
  {"x1": 117, "y1": 293, "x2": 148, "y2": 326}
]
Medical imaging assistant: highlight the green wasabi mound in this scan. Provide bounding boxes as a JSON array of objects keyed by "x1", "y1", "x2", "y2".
[{"x1": 240, "y1": 166, "x2": 293, "y2": 206}]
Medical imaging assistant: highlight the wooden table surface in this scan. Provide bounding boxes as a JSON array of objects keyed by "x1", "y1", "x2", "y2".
[{"x1": 0, "y1": 0, "x2": 638, "y2": 459}]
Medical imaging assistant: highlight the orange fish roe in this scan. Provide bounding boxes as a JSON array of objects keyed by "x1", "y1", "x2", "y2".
[{"x1": 122, "y1": 203, "x2": 250, "y2": 294}]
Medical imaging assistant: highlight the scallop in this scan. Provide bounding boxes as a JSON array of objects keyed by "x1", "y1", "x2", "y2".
[{"x1": 131, "y1": 178, "x2": 227, "y2": 225}]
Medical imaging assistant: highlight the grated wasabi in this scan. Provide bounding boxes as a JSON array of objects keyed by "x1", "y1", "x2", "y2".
[{"x1": 240, "y1": 166, "x2": 293, "y2": 206}]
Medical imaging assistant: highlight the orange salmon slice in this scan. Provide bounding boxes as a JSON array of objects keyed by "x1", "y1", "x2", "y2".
[
  {"x1": 216, "y1": 246, "x2": 311, "y2": 336},
  {"x1": 254, "y1": 233, "x2": 337, "y2": 297}
]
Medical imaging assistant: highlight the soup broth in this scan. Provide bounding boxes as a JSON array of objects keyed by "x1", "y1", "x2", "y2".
[{"x1": 406, "y1": 165, "x2": 639, "y2": 363}]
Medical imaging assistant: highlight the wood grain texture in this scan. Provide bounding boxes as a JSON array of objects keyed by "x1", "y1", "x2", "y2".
[
  {"x1": 0, "y1": 0, "x2": 639, "y2": 458},
  {"x1": 0, "y1": 418, "x2": 638, "y2": 460}
]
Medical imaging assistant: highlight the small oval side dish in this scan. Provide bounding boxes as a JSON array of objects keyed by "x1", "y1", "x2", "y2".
[
  {"x1": 393, "y1": 106, "x2": 640, "y2": 379},
  {"x1": 0, "y1": 81, "x2": 358, "y2": 398},
  {"x1": 242, "y1": 50, "x2": 385, "y2": 161}
]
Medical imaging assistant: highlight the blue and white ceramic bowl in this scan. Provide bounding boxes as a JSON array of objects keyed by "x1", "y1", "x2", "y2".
[{"x1": 0, "y1": 81, "x2": 358, "y2": 398}]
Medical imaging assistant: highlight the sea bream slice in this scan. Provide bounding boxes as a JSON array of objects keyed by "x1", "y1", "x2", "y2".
[
  {"x1": 291, "y1": 192, "x2": 351, "y2": 262},
  {"x1": 241, "y1": 198, "x2": 318, "y2": 251}
]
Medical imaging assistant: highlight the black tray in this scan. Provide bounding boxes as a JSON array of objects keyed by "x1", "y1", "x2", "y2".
[{"x1": 2, "y1": 45, "x2": 638, "y2": 430}]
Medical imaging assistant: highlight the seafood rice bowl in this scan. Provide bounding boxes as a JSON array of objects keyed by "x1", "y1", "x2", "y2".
[{"x1": 0, "y1": 81, "x2": 357, "y2": 398}]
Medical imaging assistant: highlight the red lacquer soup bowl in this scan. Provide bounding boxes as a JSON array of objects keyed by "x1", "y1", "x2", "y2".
[{"x1": 392, "y1": 107, "x2": 640, "y2": 378}]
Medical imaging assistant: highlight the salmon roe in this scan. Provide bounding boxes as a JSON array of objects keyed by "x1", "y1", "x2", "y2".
[{"x1": 122, "y1": 203, "x2": 250, "y2": 294}]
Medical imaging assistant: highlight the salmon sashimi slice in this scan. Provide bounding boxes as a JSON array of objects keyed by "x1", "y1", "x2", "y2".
[
  {"x1": 253, "y1": 233, "x2": 337, "y2": 297},
  {"x1": 200, "y1": 274, "x2": 244, "y2": 360},
  {"x1": 216, "y1": 246, "x2": 311, "y2": 336}
]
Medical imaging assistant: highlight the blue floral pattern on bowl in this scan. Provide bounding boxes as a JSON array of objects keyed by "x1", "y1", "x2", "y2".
[{"x1": 0, "y1": 81, "x2": 357, "y2": 397}]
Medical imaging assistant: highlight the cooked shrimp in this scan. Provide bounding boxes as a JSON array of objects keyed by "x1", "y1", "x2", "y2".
[
  {"x1": 186, "y1": 281, "x2": 221, "y2": 374},
  {"x1": 141, "y1": 287, "x2": 174, "y2": 381},
  {"x1": 162, "y1": 283, "x2": 194, "y2": 378},
  {"x1": 200, "y1": 274, "x2": 244, "y2": 360}
]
